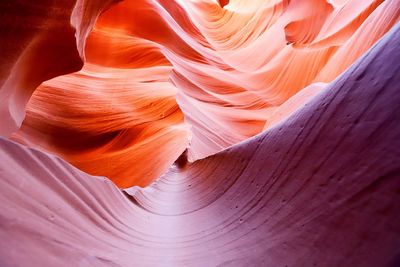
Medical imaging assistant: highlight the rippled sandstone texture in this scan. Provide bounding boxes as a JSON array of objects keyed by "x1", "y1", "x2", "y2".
[
  {"x1": 0, "y1": 0, "x2": 400, "y2": 266},
  {"x1": 1, "y1": 0, "x2": 398, "y2": 186},
  {"x1": 0, "y1": 0, "x2": 116, "y2": 136},
  {"x1": 1, "y1": 23, "x2": 400, "y2": 266}
]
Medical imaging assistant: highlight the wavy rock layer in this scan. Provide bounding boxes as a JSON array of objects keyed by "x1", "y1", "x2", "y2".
[
  {"x1": 10, "y1": 1, "x2": 193, "y2": 187},
  {"x1": 9, "y1": 0, "x2": 399, "y2": 187},
  {"x1": 1, "y1": 23, "x2": 399, "y2": 266},
  {"x1": 162, "y1": 0, "x2": 399, "y2": 160},
  {"x1": 0, "y1": 0, "x2": 115, "y2": 137},
  {"x1": 13, "y1": 63, "x2": 189, "y2": 188}
]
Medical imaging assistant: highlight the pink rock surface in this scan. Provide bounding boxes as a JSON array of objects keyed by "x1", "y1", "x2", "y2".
[
  {"x1": 0, "y1": 22, "x2": 399, "y2": 266},
  {"x1": 3, "y1": 0, "x2": 397, "y2": 188}
]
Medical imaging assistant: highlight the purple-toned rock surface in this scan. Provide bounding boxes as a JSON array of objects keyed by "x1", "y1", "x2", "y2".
[{"x1": 0, "y1": 22, "x2": 399, "y2": 266}]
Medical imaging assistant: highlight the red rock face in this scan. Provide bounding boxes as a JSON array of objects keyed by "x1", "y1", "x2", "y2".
[
  {"x1": 0, "y1": 0, "x2": 116, "y2": 136},
  {"x1": 0, "y1": 0, "x2": 399, "y2": 266}
]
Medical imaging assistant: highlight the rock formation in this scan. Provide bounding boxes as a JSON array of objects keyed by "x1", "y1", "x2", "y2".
[{"x1": 0, "y1": 0, "x2": 399, "y2": 266}]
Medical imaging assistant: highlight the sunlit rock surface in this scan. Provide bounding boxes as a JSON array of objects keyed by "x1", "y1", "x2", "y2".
[
  {"x1": 0, "y1": 0, "x2": 399, "y2": 266},
  {"x1": 0, "y1": 0, "x2": 116, "y2": 137},
  {"x1": 1, "y1": 0, "x2": 397, "y2": 186},
  {"x1": 13, "y1": 64, "x2": 189, "y2": 187}
]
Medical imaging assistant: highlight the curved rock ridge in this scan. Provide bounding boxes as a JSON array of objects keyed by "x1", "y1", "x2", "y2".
[
  {"x1": 1, "y1": 23, "x2": 399, "y2": 266},
  {"x1": 79, "y1": 0, "x2": 400, "y2": 161},
  {"x1": 156, "y1": 0, "x2": 400, "y2": 160},
  {"x1": 0, "y1": 0, "x2": 116, "y2": 137},
  {"x1": 10, "y1": 0, "x2": 192, "y2": 187},
  {"x1": 13, "y1": 63, "x2": 189, "y2": 188},
  {"x1": 8, "y1": 0, "x2": 399, "y2": 187}
]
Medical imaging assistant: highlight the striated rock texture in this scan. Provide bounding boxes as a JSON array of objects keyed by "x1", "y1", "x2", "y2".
[
  {"x1": 12, "y1": 64, "x2": 189, "y2": 188},
  {"x1": 0, "y1": 0, "x2": 117, "y2": 137},
  {"x1": 0, "y1": 0, "x2": 397, "y2": 186},
  {"x1": 0, "y1": 18, "x2": 399, "y2": 267}
]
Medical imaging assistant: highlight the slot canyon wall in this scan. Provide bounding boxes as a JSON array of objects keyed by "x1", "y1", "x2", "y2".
[{"x1": 0, "y1": 0, "x2": 399, "y2": 266}]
